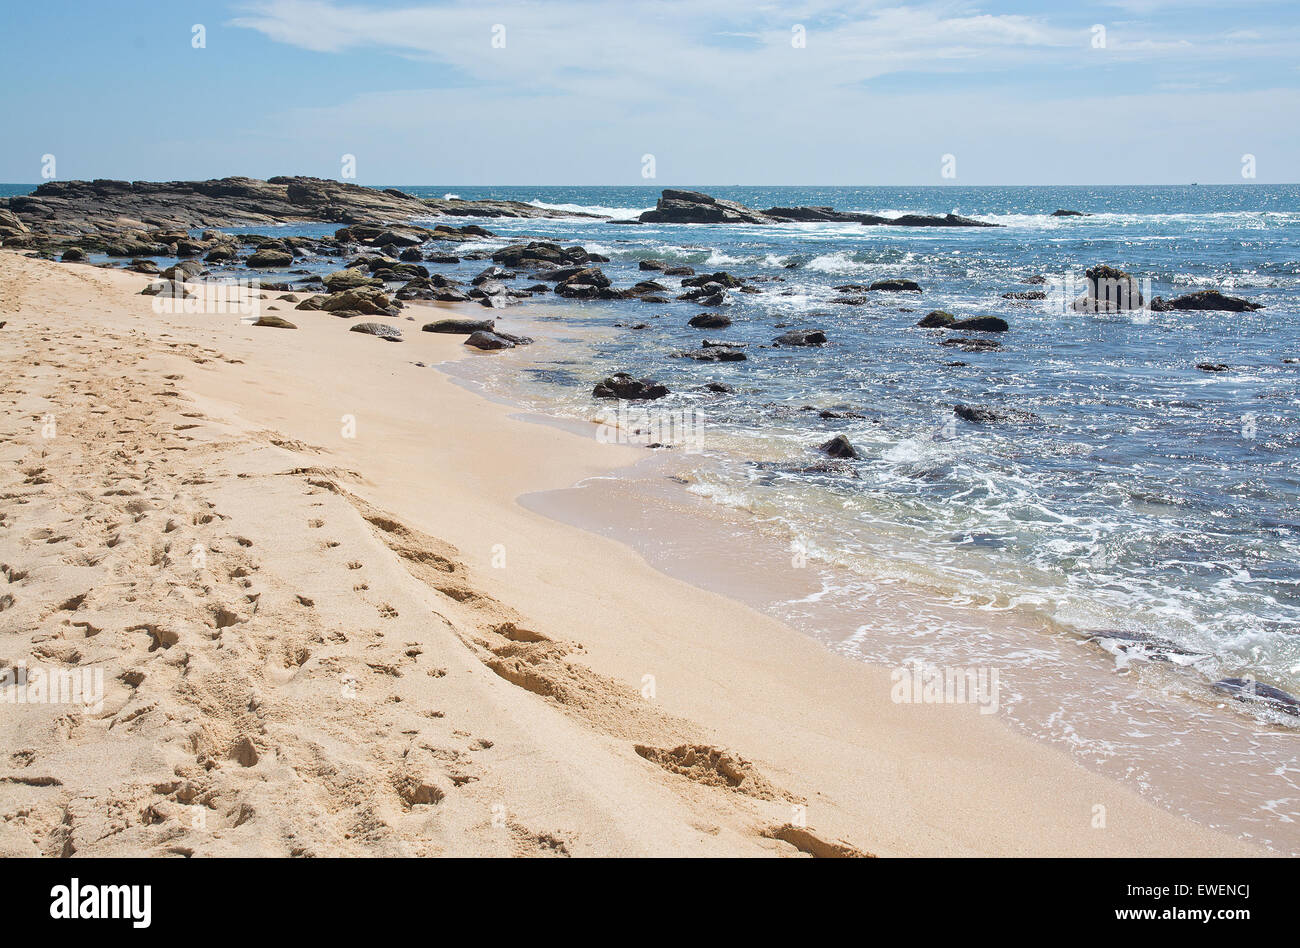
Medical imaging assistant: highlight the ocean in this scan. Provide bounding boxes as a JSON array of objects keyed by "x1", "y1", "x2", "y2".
[{"x1": 398, "y1": 185, "x2": 1300, "y2": 703}]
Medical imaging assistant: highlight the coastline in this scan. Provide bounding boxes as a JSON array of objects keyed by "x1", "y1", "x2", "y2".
[{"x1": 0, "y1": 251, "x2": 1272, "y2": 856}]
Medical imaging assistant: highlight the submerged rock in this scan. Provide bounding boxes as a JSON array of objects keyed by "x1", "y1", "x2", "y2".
[
  {"x1": 773, "y1": 329, "x2": 827, "y2": 347},
  {"x1": 953, "y1": 404, "x2": 1039, "y2": 424},
  {"x1": 940, "y1": 336, "x2": 1002, "y2": 352},
  {"x1": 1150, "y1": 290, "x2": 1263, "y2": 312},
  {"x1": 673, "y1": 347, "x2": 747, "y2": 362},
  {"x1": 1212, "y1": 678, "x2": 1300, "y2": 716}
]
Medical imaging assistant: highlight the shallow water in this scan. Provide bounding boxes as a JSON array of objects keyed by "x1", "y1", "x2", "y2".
[{"x1": 398, "y1": 185, "x2": 1300, "y2": 704}]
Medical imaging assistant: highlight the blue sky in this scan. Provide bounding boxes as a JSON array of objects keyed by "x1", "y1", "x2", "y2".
[{"x1": 2, "y1": 0, "x2": 1297, "y2": 184}]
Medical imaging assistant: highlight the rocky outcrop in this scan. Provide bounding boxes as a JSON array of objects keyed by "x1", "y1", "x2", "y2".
[
  {"x1": 1072, "y1": 264, "x2": 1144, "y2": 312},
  {"x1": 635, "y1": 189, "x2": 998, "y2": 227},
  {"x1": 1150, "y1": 290, "x2": 1263, "y2": 312},
  {"x1": 592, "y1": 373, "x2": 669, "y2": 400},
  {"x1": 639, "y1": 189, "x2": 771, "y2": 224},
  {"x1": 419, "y1": 197, "x2": 606, "y2": 219},
  {"x1": 0, "y1": 176, "x2": 435, "y2": 237}
]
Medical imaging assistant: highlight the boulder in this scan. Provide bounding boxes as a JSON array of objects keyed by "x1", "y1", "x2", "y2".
[
  {"x1": 916, "y1": 310, "x2": 956, "y2": 328},
  {"x1": 772, "y1": 329, "x2": 827, "y2": 346},
  {"x1": 324, "y1": 268, "x2": 381, "y2": 291},
  {"x1": 60, "y1": 248, "x2": 88, "y2": 262},
  {"x1": 950, "y1": 316, "x2": 1009, "y2": 333},
  {"x1": 819, "y1": 434, "x2": 861, "y2": 459},
  {"x1": 464, "y1": 330, "x2": 517, "y2": 350},
  {"x1": 254, "y1": 315, "x2": 297, "y2": 329},
  {"x1": 349, "y1": 321, "x2": 403, "y2": 341},
  {"x1": 423, "y1": 318, "x2": 496, "y2": 334},
  {"x1": 247, "y1": 249, "x2": 294, "y2": 267},
  {"x1": 592, "y1": 373, "x2": 669, "y2": 400},
  {"x1": 688, "y1": 312, "x2": 732, "y2": 329},
  {"x1": 869, "y1": 279, "x2": 921, "y2": 292},
  {"x1": 1072, "y1": 264, "x2": 1144, "y2": 312}
]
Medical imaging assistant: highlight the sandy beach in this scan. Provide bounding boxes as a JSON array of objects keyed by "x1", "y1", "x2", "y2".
[{"x1": 0, "y1": 250, "x2": 1270, "y2": 857}]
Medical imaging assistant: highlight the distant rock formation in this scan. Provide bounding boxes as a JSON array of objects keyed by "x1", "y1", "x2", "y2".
[{"x1": 637, "y1": 189, "x2": 997, "y2": 227}]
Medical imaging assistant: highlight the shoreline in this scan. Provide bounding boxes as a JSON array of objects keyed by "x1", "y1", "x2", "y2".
[
  {"x1": 436, "y1": 298, "x2": 1299, "y2": 851},
  {"x1": 0, "y1": 250, "x2": 1275, "y2": 856}
]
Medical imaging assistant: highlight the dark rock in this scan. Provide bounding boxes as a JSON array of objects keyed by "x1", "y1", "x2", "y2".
[
  {"x1": 882, "y1": 213, "x2": 996, "y2": 228},
  {"x1": 662, "y1": 266, "x2": 695, "y2": 277},
  {"x1": 639, "y1": 189, "x2": 770, "y2": 224},
  {"x1": 423, "y1": 318, "x2": 495, "y2": 334},
  {"x1": 472, "y1": 265, "x2": 516, "y2": 285},
  {"x1": 60, "y1": 248, "x2": 88, "y2": 262},
  {"x1": 1212, "y1": 678, "x2": 1300, "y2": 716},
  {"x1": 1002, "y1": 291, "x2": 1046, "y2": 300},
  {"x1": 688, "y1": 312, "x2": 732, "y2": 329},
  {"x1": 704, "y1": 382, "x2": 735, "y2": 394},
  {"x1": 1150, "y1": 290, "x2": 1263, "y2": 312},
  {"x1": 773, "y1": 329, "x2": 827, "y2": 347},
  {"x1": 592, "y1": 373, "x2": 669, "y2": 400},
  {"x1": 869, "y1": 279, "x2": 921, "y2": 292},
  {"x1": 1051, "y1": 209, "x2": 1088, "y2": 217},
  {"x1": 673, "y1": 347, "x2": 747, "y2": 362},
  {"x1": 819, "y1": 434, "x2": 861, "y2": 459},
  {"x1": 940, "y1": 337, "x2": 1002, "y2": 352},
  {"x1": 950, "y1": 316, "x2": 1009, "y2": 333},
  {"x1": 682, "y1": 271, "x2": 742, "y2": 289},
  {"x1": 638, "y1": 260, "x2": 665, "y2": 271},
  {"x1": 1072, "y1": 264, "x2": 1144, "y2": 312},
  {"x1": 465, "y1": 330, "x2": 519, "y2": 350},
  {"x1": 954, "y1": 404, "x2": 1038, "y2": 424},
  {"x1": 1196, "y1": 363, "x2": 1230, "y2": 372},
  {"x1": 426, "y1": 254, "x2": 460, "y2": 264},
  {"x1": 916, "y1": 310, "x2": 956, "y2": 328}
]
